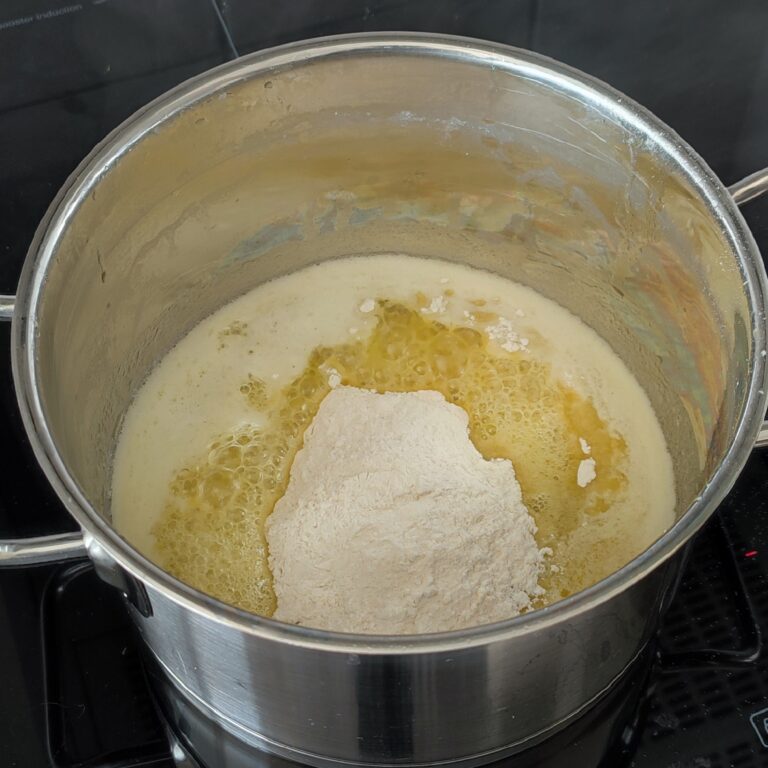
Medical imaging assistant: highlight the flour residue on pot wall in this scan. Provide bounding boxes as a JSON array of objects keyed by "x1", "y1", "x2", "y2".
[{"x1": 110, "y1": 254, "x2": 676, "y2": 624}]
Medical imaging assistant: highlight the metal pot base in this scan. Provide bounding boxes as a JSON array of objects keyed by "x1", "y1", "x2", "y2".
[{"x1": 146, "y1": 645, "x2": 654, "y2": 768}]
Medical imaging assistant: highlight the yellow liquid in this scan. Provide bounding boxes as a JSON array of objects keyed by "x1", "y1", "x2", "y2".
[
  {"x1": 153, "y1": 299, "x2": 631, "y2": 616},
  {"x1": 112, "y1": 255, "x2": 675, "y2": 622}
]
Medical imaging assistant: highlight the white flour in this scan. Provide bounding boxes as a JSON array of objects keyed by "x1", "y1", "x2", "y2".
[
  {"x1": 485, "y1": 316, "x2": 529, "y2": 353},
  {"x1": 266, "y1": 387, "x2": 546, "y2": 634}
]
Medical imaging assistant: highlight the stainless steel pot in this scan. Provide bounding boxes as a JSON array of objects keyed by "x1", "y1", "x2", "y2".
[{"x1": 2, "y1": 34, "x2": 768, "y2": 767}]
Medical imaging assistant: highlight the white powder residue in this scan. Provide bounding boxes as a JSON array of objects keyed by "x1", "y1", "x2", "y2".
[
  {"x1": 359, "y1": 298, "x2": 375, "y2": 313},
  {"x1": 420, "y1": 295, "x2": 448, "y2": 315},
  {"x1": 579, "y1": 437, "x2": 591, "y2": 455},
  {"x1": 486, "y1": 317, "x2": 528, "y2": 353},
  {"x1": 577, "y1": 457, "x2": 597, "y2": 488},
  {"x1": 266, "y1": 387, "x2": 546, "y2": 634}
]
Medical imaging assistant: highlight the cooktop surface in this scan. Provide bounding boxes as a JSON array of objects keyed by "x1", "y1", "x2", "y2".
[{"x1": 2, "y1": 2, "x2": 768, "y2": 767}]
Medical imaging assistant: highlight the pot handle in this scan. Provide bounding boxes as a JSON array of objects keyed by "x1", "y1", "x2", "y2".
[
  {"x1": 729, "y1": 166, "x2": 768, "y2": 206},
  {"x1": 0, "y1": 295, "x2": 87, "y2": 566},
  {"x1": 730, "y1": 167, "x2": 768, "y2": 448},
  {"x1": 0, "y1": 294, "x2": 13, "y2": 321},
  {"x1": 0, "y1": 531, "x2": 86, "y2": 566}
]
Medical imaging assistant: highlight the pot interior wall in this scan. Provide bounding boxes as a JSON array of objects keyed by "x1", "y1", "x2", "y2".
[{"x1": 33, "y1": 48, "x2": 751, "y2": 532}]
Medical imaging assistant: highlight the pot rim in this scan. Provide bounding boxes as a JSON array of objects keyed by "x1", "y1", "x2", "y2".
[{"x1": 13, "y1": 32, "x2": 768, "y2": 653}]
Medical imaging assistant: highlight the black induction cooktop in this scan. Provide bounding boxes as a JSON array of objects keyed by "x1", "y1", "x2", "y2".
[{"x1": 2, "y1": 2, "x2": 768, "y2": 767}]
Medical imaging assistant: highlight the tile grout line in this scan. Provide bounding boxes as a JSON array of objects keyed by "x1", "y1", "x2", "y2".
[{"x1": 209, "y1": 0, "x2": 239, "y2": 60}]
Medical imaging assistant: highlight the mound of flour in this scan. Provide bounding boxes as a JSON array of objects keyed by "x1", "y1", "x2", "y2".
[{"x1": 266, "y1": 387, "x2": 546, "y2": 634}]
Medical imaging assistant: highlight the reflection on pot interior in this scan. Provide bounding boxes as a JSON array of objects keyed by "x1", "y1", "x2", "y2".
[{"x1": 112, "y1": 254, "x2": 675, "y2": 634}]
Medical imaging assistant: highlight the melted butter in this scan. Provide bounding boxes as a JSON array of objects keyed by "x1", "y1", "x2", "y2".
[
  {"x1": 112, "y1": 254, "x2": 675, "y2": 621},
  {"x1": 154, "y1": 301, "x2": 632, "y2": 616}
]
